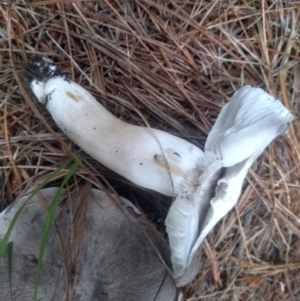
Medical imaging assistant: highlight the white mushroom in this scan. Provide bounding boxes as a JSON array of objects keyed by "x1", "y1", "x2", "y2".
[
  {"x1": 25, "y1": 57, "x2": 208, "y2": 197},
  {"x1": 23, "y1": 58, "x2": 294, "y2": 287},
  {"x1": 166, "y1": 86, "x2": 294, "y2": 285},
  {"x1": 0, "y1": 188, "x2": 176, "y2": 301}
]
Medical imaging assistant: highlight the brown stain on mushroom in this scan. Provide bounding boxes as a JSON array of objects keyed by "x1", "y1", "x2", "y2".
[
  {"x1": 66, "y1": 91, "x2": 84, "y2": 102},
  {"x1": 153, "y1": 153, "x2": 183, "y2": 177}
]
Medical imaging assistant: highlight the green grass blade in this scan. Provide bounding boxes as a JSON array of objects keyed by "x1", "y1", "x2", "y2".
[
  {"x1": 33, "y1": 152, "x2": 86, "y2": 301},
  {"x1": 6, "y1": 241, "x2": 14, "y2": 301},
  {"x1": 0, "y1": 157, "x2": 74, "y2": 257},
  {"x1": 252, "y1": 0, "x2": 262, "y2": 35}
]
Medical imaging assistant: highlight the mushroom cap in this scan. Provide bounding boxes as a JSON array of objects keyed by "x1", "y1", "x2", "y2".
[{"x1": 0, "y1": 188, "x2": 176, "y2": 301}]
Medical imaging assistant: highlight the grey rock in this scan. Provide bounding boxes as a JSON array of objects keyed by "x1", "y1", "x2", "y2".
[{"x1": 0, "y1": 188, "x2": 176, "y2": 301}]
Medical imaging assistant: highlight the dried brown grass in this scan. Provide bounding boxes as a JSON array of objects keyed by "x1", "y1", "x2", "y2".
[{"x1": 0, "y1": 0, "x2": 300, "y2": 300}]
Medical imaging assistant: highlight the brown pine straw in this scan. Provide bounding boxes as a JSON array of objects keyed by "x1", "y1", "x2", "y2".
[{"x1": 1, "y1": 1, "x2": 300, "y2": 300}]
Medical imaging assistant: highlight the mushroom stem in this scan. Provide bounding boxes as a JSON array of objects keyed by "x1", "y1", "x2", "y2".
[{"x1": 25, "y1": 58, "x2": 206, "y2": 196}]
